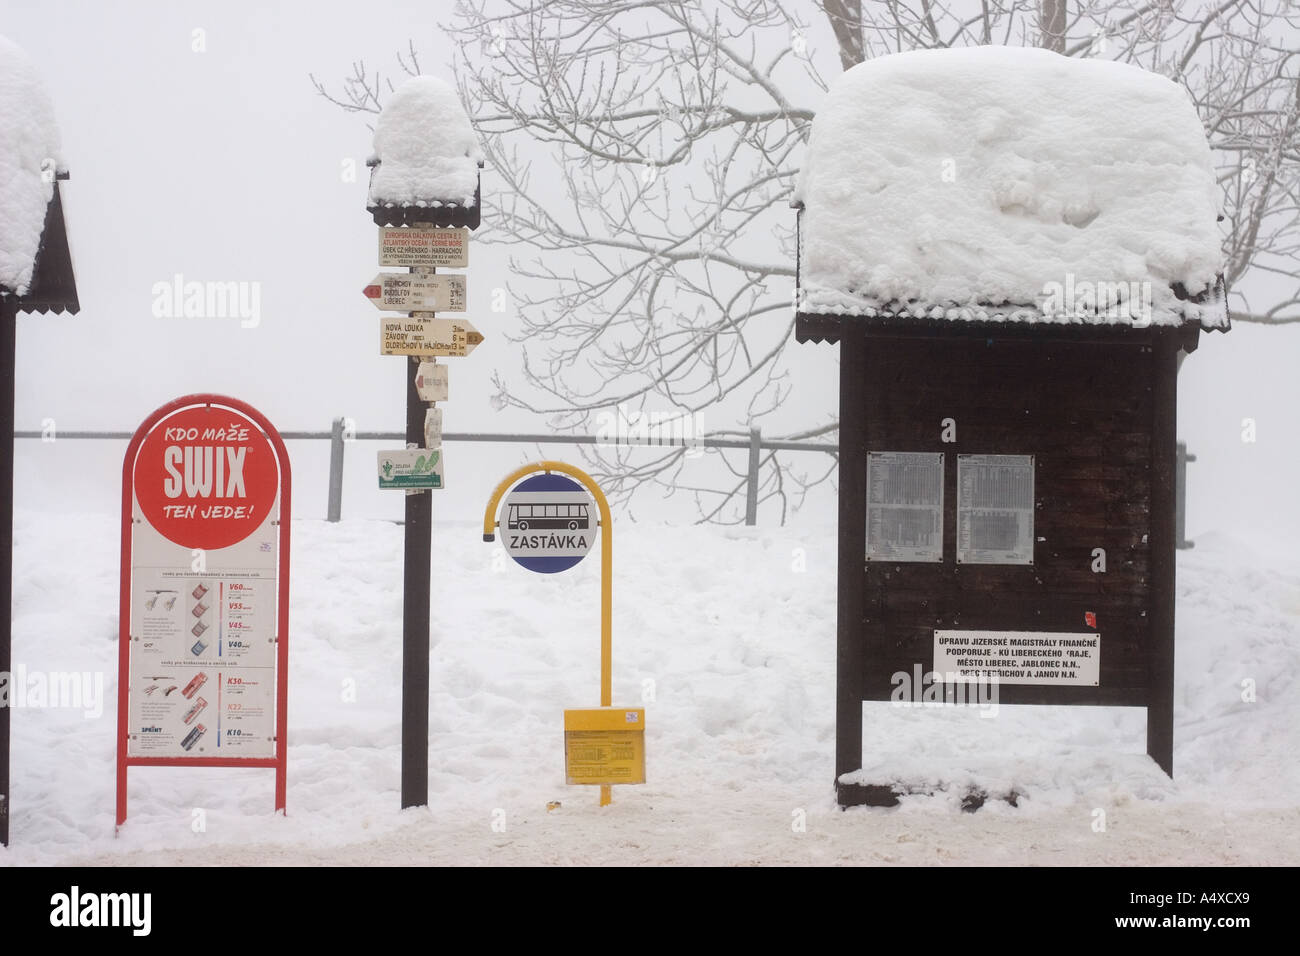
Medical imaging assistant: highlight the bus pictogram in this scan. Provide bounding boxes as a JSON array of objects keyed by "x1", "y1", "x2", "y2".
[{"x1": 507, "y1": 496, "x2": 591, "y2": 532}]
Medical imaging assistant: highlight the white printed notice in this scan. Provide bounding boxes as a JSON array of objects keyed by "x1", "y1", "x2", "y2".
[
  {"x1": 866, "y1": 451, "x2": 944, "y2": 562},
  {"x1": 933, "y1": 630, "x2": 1100, "y2": 686},
  {"x1": 129, "y1": 569, "x2": 277, "y2": 757}
]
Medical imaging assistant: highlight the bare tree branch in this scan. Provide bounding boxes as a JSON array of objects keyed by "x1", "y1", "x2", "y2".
[{"x1": 315, "y1": 0, "x2": 1300, "y2": 525}]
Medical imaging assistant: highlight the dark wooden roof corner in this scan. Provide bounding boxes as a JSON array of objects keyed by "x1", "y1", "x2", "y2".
[
  {"x1": 1173, "y1": 273, "x2": 1230, "y2": 333},
  {"x1": 6, "y1": 178, "x2": 79, "y2": 315},
  {"x1": 366, "y1": 160, "x2": 484, "y2": 230}
]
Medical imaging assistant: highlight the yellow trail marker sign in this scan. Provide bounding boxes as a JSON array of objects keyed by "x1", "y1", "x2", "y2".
[
  {"x1": 564, "y1": 708, "x2": 645, "y2": 786},
  {"x1": 380, "y1": 317, "x2": 484, "y2": 357}
]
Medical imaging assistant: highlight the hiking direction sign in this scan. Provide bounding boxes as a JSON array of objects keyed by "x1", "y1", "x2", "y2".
[
  {"x1": 380, "y1": 317, "x2": 483, "y2": 357},
  {"x1": 423, "y1": 407, "x2": 442, "y2": 449},
  {"x1": 363, "y1": 273, "x2": 466, "y2": 313},
  {"x1": 415, "y1": 362, "x2": 449, "y2": 402},
  {"x1": 378, "y1": 226, "x2": 469, "y2": 268},
  {"x1": 501, "y1": 473, "x2": 596, "y2": 573},
  {"x1": 378, "y1": 448, "x2": 444, "y2": 491}
]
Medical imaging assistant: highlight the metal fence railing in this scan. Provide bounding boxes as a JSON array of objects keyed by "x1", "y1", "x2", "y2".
[
  {"x1": 11, "y1": 424, "x2": 1196, "y2": 539},
  {"x1": 13, "y1": 422, "x2": 839, "y2": 526}
]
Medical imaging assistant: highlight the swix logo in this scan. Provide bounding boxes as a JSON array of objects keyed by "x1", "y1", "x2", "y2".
[
  {"x1": 162, "y1": 446, "x2": 247, "y2": 499},
  {"x1": 134, "y1": 408, "x2": 278, "y2": 550}
]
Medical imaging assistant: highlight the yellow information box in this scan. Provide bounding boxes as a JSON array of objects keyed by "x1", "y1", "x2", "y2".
[{"x1": 564, "y1": 708, "x2": 646, "y2": 786}]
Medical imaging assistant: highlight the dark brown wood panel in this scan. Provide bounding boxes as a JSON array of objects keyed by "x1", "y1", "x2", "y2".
[{"x1": 855, "y1": 332, "x2": 1156, "y2": 707}]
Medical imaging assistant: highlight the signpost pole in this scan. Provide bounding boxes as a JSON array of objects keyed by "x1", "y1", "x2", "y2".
[
  {"x1": 400, "y1": 237, "x2": 434, "y2": 810},
  {"x1": 0, "y1": 299, "x2": 16, "y2": 846},
  {"x1": 370, "y1": 225, "x2": 469, "y2": 809},
  {"x1": 1147, "y1": 338, "x2": 1178, "y2": 776},
  {"x1": 401, "y1": 359, "x2": 431, "y2": 809}
]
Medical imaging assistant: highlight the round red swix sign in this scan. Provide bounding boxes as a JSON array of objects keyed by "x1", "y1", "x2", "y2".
[{"x1": 133, "y1": 405, "x2": 278, "y2": 551}]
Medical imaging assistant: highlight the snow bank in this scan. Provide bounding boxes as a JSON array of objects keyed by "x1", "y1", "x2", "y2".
[
  {"x1": 368, "y1": 75, "x2": 481, "y2": 208},
  {"x1": 795, "y1": 46, "x2": 1225, "y2": 327},
  {"x1": 0, "y1": 34, "x2": 62, "y2": 295}
]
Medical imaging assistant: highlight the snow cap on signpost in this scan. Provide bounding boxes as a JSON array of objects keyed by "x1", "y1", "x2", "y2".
[
  {"x1": 794, "y1": 46, "x2": 1225, "y2": 330},
  {"x1": 367, "y1": 75, "x2": 483, "y2": 228},
  {"x1": 0, "y1": 33, "x2": 77, "y2": 312}
]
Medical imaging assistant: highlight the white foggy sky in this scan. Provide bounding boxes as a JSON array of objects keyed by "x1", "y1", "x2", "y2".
[
  {"x1": 2, "y1": 0, "x2": 1297, "y2": 549},
  {"x1": 5, "y1": 0, "x2": 571, "y2": 524}
]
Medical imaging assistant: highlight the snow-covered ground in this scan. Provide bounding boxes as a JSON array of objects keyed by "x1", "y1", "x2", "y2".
[{"x1": 2, "y1": 511, "x2": 1297, "y2": 866}]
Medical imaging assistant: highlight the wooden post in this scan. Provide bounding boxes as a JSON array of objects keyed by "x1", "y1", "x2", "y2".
[
  {"x1": 0, "y1": 299, "x2": 15, "y2": 845},
  {"x1": 1147, "y1": 336, "x2": 1178, "y2": 776},
  {"x1": 835, "y1": 329, "x2": 868, "y2": 803},
  {"x1": 327, "y1": 417, "x2": 346, "y2": 523},
  {"x1": 401, "y1": 243, "x2": 435, "y2": 810}
]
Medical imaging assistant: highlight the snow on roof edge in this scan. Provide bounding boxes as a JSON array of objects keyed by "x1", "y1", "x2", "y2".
[
  {"x1": 368, "y1": 75, "x2": 481, "y2": 208},
  {"x1": 796, "y1": 284, "x2": 1229, "y2": 332},
  {"x1": 0, "y1": 33, "x2": 63, "y2": 295}
]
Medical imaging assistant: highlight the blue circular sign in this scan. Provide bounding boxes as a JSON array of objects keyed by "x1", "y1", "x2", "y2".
[{"x1": 501, "y1": 473, "x2": 596, "y2": 573}]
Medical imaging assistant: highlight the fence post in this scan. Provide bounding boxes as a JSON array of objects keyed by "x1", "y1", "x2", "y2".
[
  {"x1": 327, "y1": 417, "x2": 346, "y2": 523},
  {"x1": 1175, "y1": 441, "x2": 1195, "y2": 550},
  {"x1": 745, "y1": 426, "x2": 761, "y2": 526}
]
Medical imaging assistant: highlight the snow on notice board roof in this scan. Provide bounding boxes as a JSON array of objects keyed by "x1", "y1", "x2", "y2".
[
  {"x1": 0, "y1": 34, "x2": 63, "y2": 296},
  {"x1": 794, "y1": 46, "x2": 1226, "y2": 329},
  {"x1": 368, "y1": 75, "x2": 482, "y2": 209}
]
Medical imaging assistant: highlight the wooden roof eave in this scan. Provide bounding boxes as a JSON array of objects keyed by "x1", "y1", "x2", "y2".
[
  {"x1": 2, "y1": 179, "x2": 79, "y2": 315},
  {"x1": 795, "y1": 310, "x2": 1204, "y2": 353},
  {"x1": 366, "y1": 162, "x2": 484, "y2": 229}
]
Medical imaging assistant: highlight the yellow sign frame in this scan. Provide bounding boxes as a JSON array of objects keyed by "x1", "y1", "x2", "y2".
[
  {"x1": 483, "y1": 461, "x2": 619, "y2": 805},
  {"x1": 564, "y1": 708, "x2": 645, "y2": 785}
]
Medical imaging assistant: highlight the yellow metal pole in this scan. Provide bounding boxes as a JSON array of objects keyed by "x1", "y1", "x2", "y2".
[
  {"x1": 483, "y1": 460, "x2": 613, "y2": 806},
  {"x1": 597, "y1": 483, "x2": 612, "y2": 807}
]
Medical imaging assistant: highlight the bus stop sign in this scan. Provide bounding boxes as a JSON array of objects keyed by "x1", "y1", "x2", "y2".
[{"x1": 501, "y1": 473, "x2": 596, "y2": 573}]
